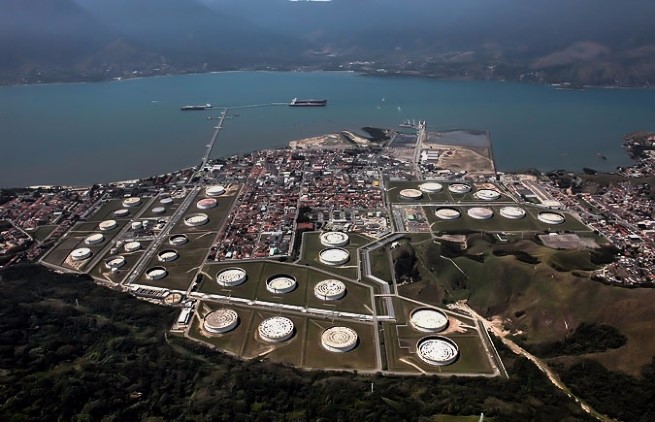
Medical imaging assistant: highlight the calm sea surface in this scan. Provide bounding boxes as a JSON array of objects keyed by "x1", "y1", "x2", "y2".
[{"x1": 1, "y1": 71, "x2": 654, "y2": 187}]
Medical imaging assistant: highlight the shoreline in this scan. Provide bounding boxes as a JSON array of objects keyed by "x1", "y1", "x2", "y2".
[{"x1": 2, "y1": 68, "x2": 654, "y2": 90}]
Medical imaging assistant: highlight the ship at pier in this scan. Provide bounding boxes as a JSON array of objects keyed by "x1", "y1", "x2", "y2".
[
  {"x1": 288, "y1": 98, "x2": 327, "y2": 107},
  {"x1": 180, "y1": 103, "x2": 212, "y2": 111}
]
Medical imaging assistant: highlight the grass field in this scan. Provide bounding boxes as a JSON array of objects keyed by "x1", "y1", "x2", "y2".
[
  {"x1": 405, "y1": 237, "x2": 655, "y2": 376},
  {"x1": 368, "y1": 245, "x2": 393, "y2": 282}
]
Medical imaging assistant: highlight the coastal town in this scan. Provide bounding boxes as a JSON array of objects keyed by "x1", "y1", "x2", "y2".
[{"x1": 1, "y1": 130, "x2": 654, "y2": 289}]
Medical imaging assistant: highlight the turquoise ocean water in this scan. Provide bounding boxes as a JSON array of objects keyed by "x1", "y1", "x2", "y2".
[{"x1": 1, "y1": 71, "x2": 654, "y2": 187}]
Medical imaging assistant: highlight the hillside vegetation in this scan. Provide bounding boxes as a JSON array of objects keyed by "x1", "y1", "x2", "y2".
[{"x1": 0, "y1": 264, "x2": 593, "y2": 420}]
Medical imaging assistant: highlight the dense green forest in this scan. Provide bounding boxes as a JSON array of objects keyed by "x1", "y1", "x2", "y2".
[{"x1": 0, "y1": 265, "x2": 603, "y2": 420}]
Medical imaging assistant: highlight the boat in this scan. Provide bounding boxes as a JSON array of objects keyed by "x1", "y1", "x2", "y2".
[
  {"x1": 289, "y1": 98, "x2": 327, "y2": 107},
  {"x1": 180, "y1": 103, "x2": 212, "y2": 111}
]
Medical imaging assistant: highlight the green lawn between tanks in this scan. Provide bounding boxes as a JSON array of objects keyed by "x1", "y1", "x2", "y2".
[
  {"x1": 86, "y1": 198, "x2": 149, "y2": 222},
  {"x1": 198, "y1": 261, "x2": 374, "y2": 315},
  {"x1": 425, "y1": 204, "x2": 592, "y2": 233},
  {"x1": 386, "y1": 181, "x2": 515, "y2": 205},
  {"x1": 187, "y1": 301, "x2": 255, "y2": 357},
  {"x1": 139, "y1": 195, "x2": 186, "y2": 219},
  {"x1": 169, "y1": 189, "x2": 238, "y2": 235},
  {"x1": 189, "y1": 301, "x2": 379, "y2": 372},
  {"x1": 368, "y1": 245, "x2": 393, "y2": 283},
  {"x1": 302, "y1": 318, "x2": 378, "y2": 371},
  {"x1": 88, "y1": 240, "x2": 152, "y2": 285},
  {"x1": 240, "y1": 309, "x2": 305, "y2": 366},
  {"x1": 135, "y1": 233, "x2": 217, "y2": 292},
  {"x1": 41, "y1": 231, "x2": 119, "y2": 273},
  {"x1": 66, "y1": 220, "x2": 130, "y2": 233},
  {"x1": 31, "y1": 225, "x2": 57, "y2": 242},
  {"x1": 382, "y1": 319, "x2": 495, "y2": 375},
  {"x1": 297, "y1": 231, "x2": 371, "y2": 279}
]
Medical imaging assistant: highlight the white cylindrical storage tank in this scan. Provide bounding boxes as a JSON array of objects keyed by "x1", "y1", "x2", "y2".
[
  {"x1": 538, "y1": 212, "x2": 566, "y2": 224},
  {"x1": 98, "y1": 219, "x2": 117, "y2": 231},
  {"x1": 196, "y1": 198, "x2": 218, "y2": 210},
  {"x1": 321, "y1": 327, "x2": 358, "y2": 352},
  {"x1": 399, "y1": 188, "x2": 423, "y2": 200},
  {"x1": 131, "y1": 221, "x2": 143, "y2": 231},
  {"x1": 467, "y1": 207, "x2": 494, "y2": 220},
  {"x1": 105, "y1": 255, "x2": 126, "y2": 270},
  {"x1": 416, "y1": 336, "x2": 459, "y2": 366},
  {"x1": 84, "y1": 233, "x2": 104, "y2": 245},
  {"x1": 217, "y1": 268, "x2": 247, "y2": 287},
  {"x1": 113, "y1": 208, "x2": 130, "y2": 218},
  {"x1": 159, "y1": 197, "x2": 173, "y2": 205},
  {"x1": 203, "y1": 309, "x2": 239, "y2": 334},
  {"x1": 500, "y1": 206, "x2": 527, "y2": 219},
  {"x1": 185, "y1": 213, "x2": 209, "y2": 227},
  {"x1": 435, "y1": 208, "x2": 461, "y2": 220},
  {"x1": 266, "y1": 275, "x2": 297, "y2": 294},
  {"x1": 151, "y1": 206, "x2": 166, "y2": 215},
  {"x1": 318, "y1": 248, "x2": 350, "y2": 266},
  {"x1": 410, "y1": 308, "x2": 449, "y2": 333},
  {"x1": 124, "y1": 241, "x2": 142, "y2": 252},
  {"x1": 157, "y1": 249, "x2": 179, "y2": 262},
  {"x1": 448, "y1": 183, "x2": 472, "y2": 194},
  {"x1": 169, "y1": 234, "x2": 188, "y2": 246},
  {"x1": 258, "y1": 316, "x2": 295, "y2": 343},
  {"x1": 122, "y1": 197, "x2": 141, "y2": 208},
  {"x1": 314, "y1": 279, "x2": 347, "y2": 301},
  {"x1": 146, "y1": 267, "x2": 167, "y2": 280},
  {"x1": 70, "y1": 247, "x2": 92, "y2": 261},
  {"x1": 206, "y1": 185, "x2": 226, "y2": 196},
  {"x1": 473, "y1": 189, "x2": 501, "y2": 201},
  {"x1": 419, "y1": 182, "x2": 443, "y2": 193},
  {"x1": 320, "y1": 231, "x2": 349, "y2": 247}
]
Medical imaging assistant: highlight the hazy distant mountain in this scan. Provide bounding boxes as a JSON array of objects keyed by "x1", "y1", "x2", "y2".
[
  {"x1": 75, "y1": 0, "x2": 308, "y2": 66},
  {"x1": 2, "y1": 0, "x2": 655, "y2": 85},
  {"x1": 0, "y1": 0, "x2": 159, "y2": 82}
]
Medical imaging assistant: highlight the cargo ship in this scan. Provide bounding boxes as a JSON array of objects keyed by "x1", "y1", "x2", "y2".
[
  {"x1": 180, "y1": 103, "x2": 212, "y2": 111},
  {"x1": 288, "y1": 98, "x2": 327, "y2": 107}
]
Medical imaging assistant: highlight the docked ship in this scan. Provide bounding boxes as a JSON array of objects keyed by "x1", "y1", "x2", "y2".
[
  {"x1": 180, "y1": 103, "x2": 212, "y2": 111},
  {"x1": 288, "y1": 98, "x2": 327, "y2": 107}
]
